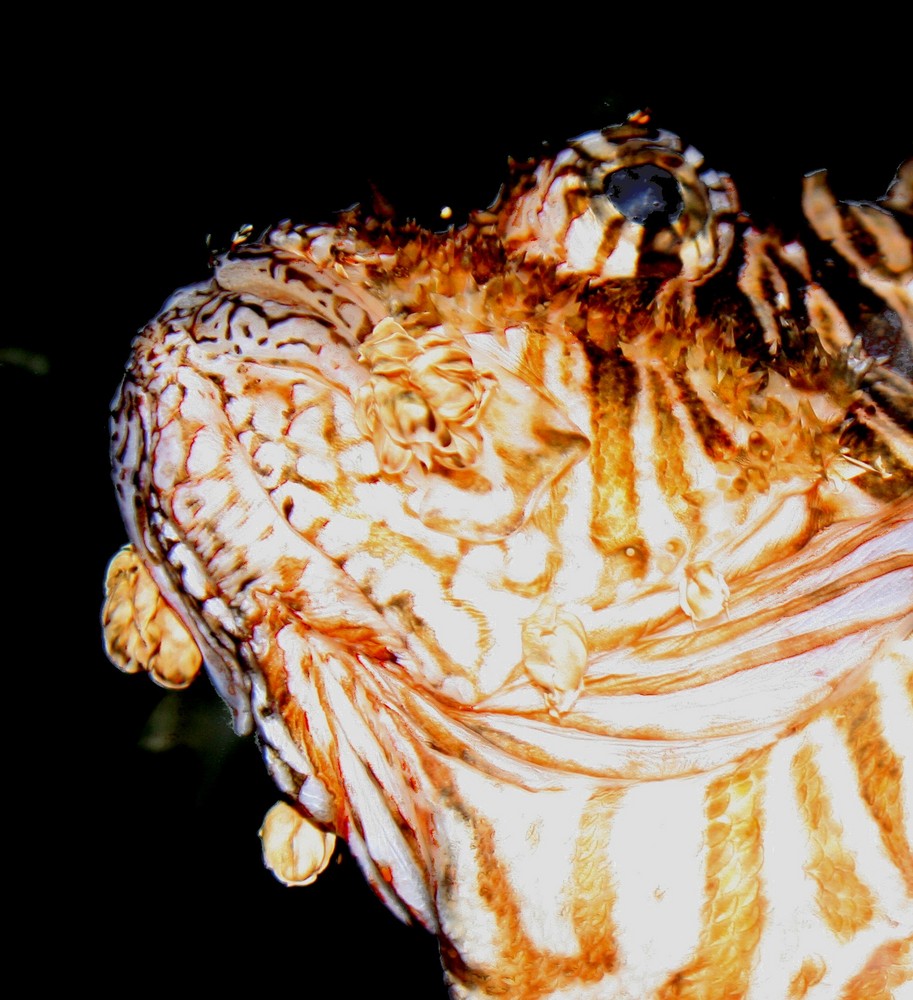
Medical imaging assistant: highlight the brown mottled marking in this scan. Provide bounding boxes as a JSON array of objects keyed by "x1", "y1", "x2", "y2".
[
  {"x1": 833, "y1": 680, "x2": 913, "y2": 894},
  {"x1": 791, "y1": 744, "x2": 875, "y2": 939},
  {"x1": 384, "y1": 590, "x2": 486, "y2": 686},
  {"x1": 837, "y1": 934, "x2": 913, "y2": 1000},
  {"x1": 657, "y1": 753, "x2": 767, "y2": 1000},
  {"x1": 840, "y1": 417, "x2": 913, "y2": 502},
  {"x1": 788, "y1": 955, "x2": 827, "y2": 998},
  {"x1": 364, "y1": 521, "x2": 457, "y2": 579}
]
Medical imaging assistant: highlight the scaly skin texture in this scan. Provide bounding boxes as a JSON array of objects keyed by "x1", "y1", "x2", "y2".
[{"x1": 104, "y1": 119, "x2": 913, "y2": 998}]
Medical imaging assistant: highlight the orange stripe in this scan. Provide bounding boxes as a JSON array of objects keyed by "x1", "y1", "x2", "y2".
[
  {"x1": 585, "y1": 553, "x2": 912, "y2": 699},
  {"x1": 568, "y1": 788, "x2": 620, "y2": 969},
  {"x1": 446, "y1": 804, "x2": 620, "y2": 999},
  {"x1": 459, "y1": 816, "x2": 554, "y2": 998},
  {"x1": 657, "y1": 752, "x2": 767, "y2": 1000},
  {"x1": 586, "y1": 343, "x2": 646, "y2": 578},
  {"x1": 672, "y1": 368, "x2": 734, "y2": 461},
  {"x1": 833, "y1": 679, "x2": 913, "y2": 894},
  {"x1": 649, "y1": 369, "x2": 703, "y2": 546},
  {"x1": 791, "y1": 743, "x2": 875, "y2": 939},
  {"x1": 838, "y1": 934, "x2": 913, "y2": 1000}
]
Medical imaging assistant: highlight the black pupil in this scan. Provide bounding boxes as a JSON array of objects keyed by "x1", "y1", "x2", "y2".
[{"x1": 604, "y1": 166, "x2": 683, "y2": 227}]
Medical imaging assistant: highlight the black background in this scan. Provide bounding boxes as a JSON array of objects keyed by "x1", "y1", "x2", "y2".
[{"x1": 11, "y1": 48, "x2": 910, "y2": 998}]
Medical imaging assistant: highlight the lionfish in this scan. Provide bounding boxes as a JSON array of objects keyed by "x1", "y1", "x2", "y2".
[{"x1": 103, "y1": 115, "x2": 912, "y2": 998}]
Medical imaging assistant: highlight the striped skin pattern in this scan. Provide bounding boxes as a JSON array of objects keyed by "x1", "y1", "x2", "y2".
[{"x1": 104, "y1": 120, "x2": 913, "y2": 998}]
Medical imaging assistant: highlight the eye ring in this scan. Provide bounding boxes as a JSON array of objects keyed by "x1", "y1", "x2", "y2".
[
  {"x1": 500, "y1": 124, "x2": 740, "y2": 285},
  {"x1": 604, "y1": 165, "x2": 684, "y2": 228},
  {"x1": 568, "y1": 125, "x2": 741, "y2": 283}
]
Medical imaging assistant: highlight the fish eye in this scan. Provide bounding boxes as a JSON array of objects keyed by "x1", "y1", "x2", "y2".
[{"x1": 604, "y1": 165, "x2": 684, "y2": 227}]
